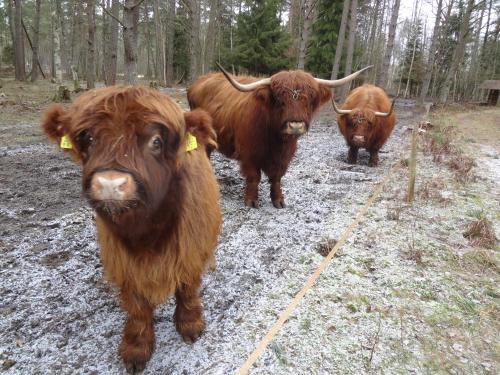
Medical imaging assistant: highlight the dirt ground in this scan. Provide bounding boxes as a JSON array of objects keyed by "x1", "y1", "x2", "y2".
[{"x1": 0, "y1": 82, "x2": 498, "y2": 375}]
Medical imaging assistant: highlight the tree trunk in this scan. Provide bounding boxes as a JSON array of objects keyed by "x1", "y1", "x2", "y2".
[
  {"x1": 366, "y1": 0, "x2": 381, "y2": 68},
  {"x1": 153, "y1": 0, "x2": 165, "y2": 83},
  {"x1": 145, "y1": 0, "x2": 153, "y2": 79},
  {"x1": 418, "y1": 0, "x2": 442, "y2": 103},
  {"x1": 481, "y1": 0, "x2": 493, "y2": 58},
  {"x1": 70, "y1": 0, "x2": 78, "y2": 71},
  {"x1": 31, "y1": 0, "x2": 42, "y2": 82},
  {"x1": 52, "y1": 3, "x2": 63, "y2": 83},
  {"x1": 439, "y1": 0, "x2": 475, "y2": 103},
  {"x1": 187, "y1": 0, "x2": 201, "y2": 81},
  {"x1": 204, "y1": 0, "x2": 220, "y2": 73},
  {"x1": 331, "y1": 0, "x2": 350, "y2": 80},
  {"x1": 102, "y1": 0, "x2": 108, "y2": 83},
  {"x1": 13, "y1": 0, "x2": 26, "y2": 81},
  {"x1": 104, "y1": 0, "x2": 119, "y2": 85},
  {"x1": 55, "y1": 0, "x2": 70, "y2": 77},
  {"x1": 6, "y1": 0, "x2": 16, "y2": 59},
  {"x1": 86, "y1": 0, "x2": 96, "y2": 89},
  {"x1": 340, "y1": 0, "x2": 358, "y2": 100},
  {"x1": 289, "y1": 0, "x2": 301, "y2": 62},
  {"x1": 165, "y1": 0, "x2": 175, "y2": 85},
  {"x1": 123, "y1": 0, "x2": 141, "y2": 85},
  {"x1": 297, "y1": 0, "x2": 318, "y2": 69},
  {"x1": 377, "y1": 0, "x2": 400, "y2": 88}
]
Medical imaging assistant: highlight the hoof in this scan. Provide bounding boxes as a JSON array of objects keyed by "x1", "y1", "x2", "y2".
[
  {"x1": 176, "y1": 320, "x2": 205, "y2": 345},
  {"x1": 244, "y1": 199, "x2": 259, "y2": 208},
  {"x1": 272, "y1": 199, "x2": 286, "y2": 209},
  {"x1": 125, "y1": 360, "x2": 146, "y2": 375}
]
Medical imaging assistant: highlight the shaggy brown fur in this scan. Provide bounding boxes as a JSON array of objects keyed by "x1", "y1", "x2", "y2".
[
  {"x1": 336, "y1": 84, "x2": 396, "y2": 166},
  {"x1": 41, "y1": 86, "x2": 221, "y2": 373},
  {"x1": 187, "y1": 71, "x2": 332, "y2": 208}
]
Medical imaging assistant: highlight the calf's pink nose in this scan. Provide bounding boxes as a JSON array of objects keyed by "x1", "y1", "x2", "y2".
[{"x1": 90, "y1": 171, "x2": 135, "y2": 200}]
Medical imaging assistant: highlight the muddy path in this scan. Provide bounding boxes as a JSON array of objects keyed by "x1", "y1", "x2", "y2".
[{"x1": 0, "y1": 94, "x2": 414, "y2": 374}]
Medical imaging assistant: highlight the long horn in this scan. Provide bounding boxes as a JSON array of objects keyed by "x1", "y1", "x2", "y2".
[
  {"x1": 374, "y1": 97, "x2": 397, "y2": 117},
  {"x1": 315, "y1": 65, "x2": 373, "y2": 88},
  {"x1": 331, "y1": 98, "x2": 353, "y2": 115},
  {"x1": 215, "y1": 62, "x2": 271, "y2": 92}
]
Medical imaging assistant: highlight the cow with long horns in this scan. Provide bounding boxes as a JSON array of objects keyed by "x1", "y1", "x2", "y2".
[
  {"x1": 333, "y1": 84, "x2": 396, "y2": 167},
  {"x1": 187, "y1": 64, "x2": 372, "y2": 208}
]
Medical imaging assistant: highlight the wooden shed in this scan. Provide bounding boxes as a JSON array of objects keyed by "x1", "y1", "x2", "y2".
[{"x1": 479, "y1": 80, "x2": 500, "y2": 106}]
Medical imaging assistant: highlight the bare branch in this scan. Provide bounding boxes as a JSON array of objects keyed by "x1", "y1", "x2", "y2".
[
  {"x1": 99, "y1": 3, "x2": 125, "y2": 28},
  {"x1": 123, "y1": 0, "x2": 146, "y2": 10}
]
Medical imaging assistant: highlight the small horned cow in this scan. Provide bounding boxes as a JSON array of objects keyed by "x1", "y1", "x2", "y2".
[
  {"x1": 188, "y1": 63, "x2": 372, "y2": 208},
  {"x1": 41, "y1": 86, "x2": 221, "y2": 373},
  {"x1": 333, "y1": 84, "x2": 396, "y2": 166}
]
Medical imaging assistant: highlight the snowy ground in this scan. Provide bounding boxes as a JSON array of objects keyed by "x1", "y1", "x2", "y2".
[{"x1": 1, "y1": 94, "x2": 498, "y2": 374}]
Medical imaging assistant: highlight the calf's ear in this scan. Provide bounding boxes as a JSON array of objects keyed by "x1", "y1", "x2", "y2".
[
  {"x1": 41, "y1": 104, "x2": 68, "y2": 142},
  {"x1": 184, "y1": 109, "x2": 217, "y2": 149}
]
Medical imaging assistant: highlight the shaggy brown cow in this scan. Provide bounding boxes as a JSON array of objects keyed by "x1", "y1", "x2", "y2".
[
  {"x1": 187, "y1": 63, "x2": 372, "y2": 208},
  {"x1": 333, "y1": 84, "x2": 396, "y2": 167},
  {"x1": 41, "y1": 86, "x2": 221, "y2": 373}
]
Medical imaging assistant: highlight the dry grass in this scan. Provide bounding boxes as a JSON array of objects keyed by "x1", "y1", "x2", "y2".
[
  {"x1": 422, "y1": 125, "x2": 456, "y2": 162},
  {"x1": 418, "y1": 177, "x2": 445, "y2": 200},
  {"x1": 447, "y1": 154, "x2": 476, "y2": 183},
  {"x1": 463, "y1": 218, "x2": 498, "y2": 249},
  {"x1": 421, "y1": 115, "x2": 479, "y2": 184},
  {"x1": 317, "y1": 238, "x2": 337, "y2": 257}
]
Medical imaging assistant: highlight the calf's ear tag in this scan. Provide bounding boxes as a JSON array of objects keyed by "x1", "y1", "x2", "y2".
[
  {"x1": 186, "y1": 132, "x2": 197, "y2": 152},
  {"x1": 60, "y1": 135, "x2": 73, "y2": 149}
]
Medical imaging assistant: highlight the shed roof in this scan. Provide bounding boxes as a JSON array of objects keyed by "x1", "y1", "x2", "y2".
[{"x1": 479, "y1": 80, "x2": 500, "y2": 90}]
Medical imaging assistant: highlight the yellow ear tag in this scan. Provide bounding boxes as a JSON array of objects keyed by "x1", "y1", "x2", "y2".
[
  {"x1": 186, "y1": 132, "x2": 197, "y2": 152},
  {"x1": 60, "y1": 135, "x2": 73, "y2": 149}
]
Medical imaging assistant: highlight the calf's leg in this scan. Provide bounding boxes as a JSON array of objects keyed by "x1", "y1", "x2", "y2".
[
  {"x1": 174, "y1": 276, "x2": 205, "y2": 344},
  {"x1": 119, "y1": 287, "x2": 155, "y2": 374},
  {"x1": 240, "y1": 161, "x2": 261, "y2": 208}
]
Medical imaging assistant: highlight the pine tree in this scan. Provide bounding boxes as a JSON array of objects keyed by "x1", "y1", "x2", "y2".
[
  {"x1": 306, "y1": 0, "x2": 343, "y2": 78},
  {"x1": 230, "y1": 0, "x2": 292, "y2": 75}
]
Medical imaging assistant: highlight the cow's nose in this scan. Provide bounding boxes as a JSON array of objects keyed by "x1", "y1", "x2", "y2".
[
  {"x1": 352, "y1": 135, "x2": 365, "y2": 145},
  {"x1": 286, "y1": 121, "x2": 306, "y2": 134},
  {"x1": 90, "y1": 171, "x2": 135, "y2": 200}
]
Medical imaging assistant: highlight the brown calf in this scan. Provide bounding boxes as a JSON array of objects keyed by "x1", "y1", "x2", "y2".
[{"x1": 41, "y1": 86, "x2": 221, "y2": 373}]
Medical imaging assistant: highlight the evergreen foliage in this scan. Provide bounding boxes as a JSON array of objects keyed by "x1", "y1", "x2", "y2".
[
  {"x1": 305, "y1": 0, "x2": 343, "y2": 78},
  {"x1": 230, "y1": 0, "x2": 292, "y2": 75},
  {"x1": 173, "y1": 2, "x2": 190, "y2": 81}
]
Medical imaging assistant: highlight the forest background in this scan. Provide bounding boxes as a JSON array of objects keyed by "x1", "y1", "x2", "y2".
[{"x1": 0, "y1": 0, "x2": 499, "y2": 103}]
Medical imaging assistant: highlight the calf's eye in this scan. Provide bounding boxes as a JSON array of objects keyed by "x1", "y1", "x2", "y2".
[
  {"x1": 149, "y1": 135, "x2": 163, "y2": 152},
  {"x1": 77, "y1": 131, "x2": 94, "y2": 149}
]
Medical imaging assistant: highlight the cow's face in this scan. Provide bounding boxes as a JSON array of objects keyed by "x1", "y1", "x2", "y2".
[
  {"x1": 344, "y1": 109, "x2": 376, "y2": 147},
  {"x1": 216, "y1": 63, "x2": 372, "y2": 138},
  {"x1": 268, "y1": 71, "x2": 331, "y2": 136},
  {"x1": 42, "y1": 87, "x2": 213, "y2": 226}
]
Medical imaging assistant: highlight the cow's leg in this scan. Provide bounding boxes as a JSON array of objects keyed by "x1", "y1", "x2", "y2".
[
  {"x1": 368, "y1": 149, "x2": 379, "y2": 167},
  {"x1": 269, "y1": 175, "x2": 285, "y2": 209},
  {"x1": 240, "y1": 162, "x2": 261, "y2": 208},
  {"x1": 119, "y1": 287, "x2": 155, "y2": 374},
  {"x1": 347, "y1": 146, "x2": 358, "y2": 164},
  {"x1": 174, "y1": 276, "x2": 205, "y2": 344}
]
